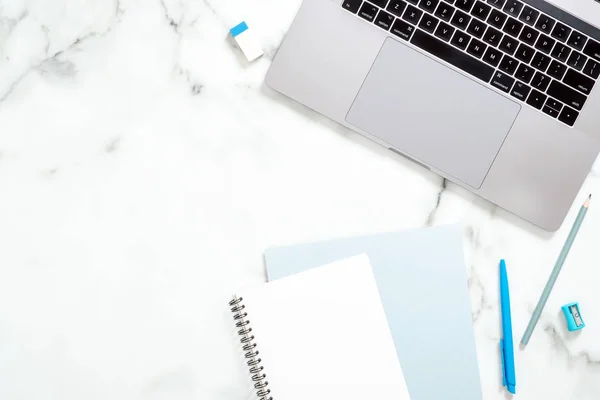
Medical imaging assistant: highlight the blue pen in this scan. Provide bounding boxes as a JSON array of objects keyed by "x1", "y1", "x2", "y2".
[{"x1": 500, "y1": 259, "x2": 516, "y2": 394}]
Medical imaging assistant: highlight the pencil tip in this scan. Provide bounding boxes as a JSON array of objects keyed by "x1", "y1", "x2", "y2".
[{"x1": 589, "y1": 194, "x2": 592, "y2": 199}]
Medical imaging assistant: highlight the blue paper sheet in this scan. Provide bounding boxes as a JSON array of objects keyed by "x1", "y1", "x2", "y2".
[{"x1": 264, "y1": 225, "x2": 482, "y2": 400}]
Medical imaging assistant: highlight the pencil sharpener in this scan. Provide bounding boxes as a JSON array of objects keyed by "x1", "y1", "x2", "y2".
[{"x1": 562, "y1": 302, "x2": 585, "y2": 331}]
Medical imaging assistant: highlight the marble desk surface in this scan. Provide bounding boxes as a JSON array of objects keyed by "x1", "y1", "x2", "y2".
[{"x1": 0, "y1": 0, "x2": 599, "y2": 399}]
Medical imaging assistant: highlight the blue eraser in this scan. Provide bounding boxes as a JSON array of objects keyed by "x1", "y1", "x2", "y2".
[
  {"x1": 562, "y1": 302, "x2": 585, "y2": 331},
  {"x1": 230, "y1": 21, "x2": 249, "y2": 38},
  {"x1": 229, "y1": 21, "x2": 263, "y2": 62}
]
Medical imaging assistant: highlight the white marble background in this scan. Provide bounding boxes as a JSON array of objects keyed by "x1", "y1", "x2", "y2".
[{"x1": 0, "y1": 0, "x2": 599, "y2": 399}]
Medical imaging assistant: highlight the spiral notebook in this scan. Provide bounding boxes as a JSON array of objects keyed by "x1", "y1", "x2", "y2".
[{"x1": 229, "y1": 254, "x2": 410, "y2": 400}]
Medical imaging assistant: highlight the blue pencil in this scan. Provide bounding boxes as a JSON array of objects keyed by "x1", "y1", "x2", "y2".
[{"x1": 521, "y1": 195, "x2": 591, "y2": 345}]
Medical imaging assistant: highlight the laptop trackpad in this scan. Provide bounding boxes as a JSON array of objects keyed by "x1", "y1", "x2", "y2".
[{"x1": 346, "y1": 38, "x2": 521, "y2": 189}]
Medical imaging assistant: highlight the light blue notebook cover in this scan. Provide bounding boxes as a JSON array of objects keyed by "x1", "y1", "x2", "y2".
[{"x1": 264, "y1": 225, "x2": 483, "y2": 400}]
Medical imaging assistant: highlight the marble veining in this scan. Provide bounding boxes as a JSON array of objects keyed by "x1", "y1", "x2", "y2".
[{"x1": 1, "y1": 0, "x2": 599, "y2": 399}]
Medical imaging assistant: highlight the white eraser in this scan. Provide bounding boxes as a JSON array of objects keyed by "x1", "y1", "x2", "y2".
[{"x1": 230, "y1": 21, "x2": 263, "y2": 62}]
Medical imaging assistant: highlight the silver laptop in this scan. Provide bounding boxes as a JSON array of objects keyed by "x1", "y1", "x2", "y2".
[{"x1": 266, "y1": 0, "x2": 600, "y2": 231}]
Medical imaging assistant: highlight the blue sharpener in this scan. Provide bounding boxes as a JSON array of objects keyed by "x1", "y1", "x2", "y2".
[{"x1": 562, "y1": 302, "x2": 585, "y2": 331}]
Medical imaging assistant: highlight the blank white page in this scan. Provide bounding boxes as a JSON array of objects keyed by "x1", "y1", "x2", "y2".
[{"x1": 237, "y1": 254, "x2": 410, "y2": 400}]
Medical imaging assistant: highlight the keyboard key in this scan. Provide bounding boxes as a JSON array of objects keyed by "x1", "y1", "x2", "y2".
[
  {"x1": 442, "y1": 0, "x2": 454, "y2": 3},
  {"x1": 467, "y1": 38, "x2": 487, "y2": 58},
  {"x1": 515, "y1": 63, "x2": 535, "y2": 83},
  {"x1": 583, "y1": 59, "x2": 600, "y2": 79},
  {"x1": 542, "y1": 105, "x2": 560, "y2": 118},
  {"x1": 483, "y1": 26, "x2": 503, "y2": 46},
  {"x1": 499, "y1": 35, "x2": 519, "y2": 55},
  {"x1": 487, "y1": 0, "x2": 506, "y2": 9},
  {"x1": 583, "y1": 39, "x2": 600, "y2": 62},
  {"x1": 503, "y1": 1, "x2": 523, "y2": 17},
  {"x1": 511, "y1": 81, "x2": 531, "y2": 100},
  {"x1": 558, "y1": 106, "x2": 579, "y2": 126},
  {"x1": 471, "y1": 1, "x2": 491, "y2": 20},
  {"x1": 451, "y1": 30, "x2": 471, "y2": 49},
  {"x1": 567, "y1": 31, "x2": 587, "y2": 51},
  {"x1": 567, "y1": 51, "x2": 587, "y2": 70},
  {"x1": 483, "y1": 47, "x2": 503, "y2": 66},
  {"x1": 503, "y1": 17, "x2": 523, "y2": 37},
  {"x1": 370, "y1": 0, "x2": 389, "y2": 6},
  {"x1": 526, "y1": 89, "x2": 547, "y2": 109},
  {"x1": 375, "y1": 10, "x2": 396, "y2": 30},
  {"x1": 467, "y1": 18, "x2": 487, "y2": 38},
  {"x1": 435, "y1": 21, "x2": 456, "y2": 41},
  {"x1": 455, "y1": 0, "x2": 475, "y2": 12},
  {"x1": 551, "y1": 44, "x2": 571, "y2": 63},
  {"x1": 499, "y1": 55, "x2": 519, "y2": 74},
  {"x1": 488, "y1": 9, "x2": 507, "y2": 29},
  {"x1": 419, "y1": 13, "x2": 440, "y2": 32},
  {"x1": 359, "y1": 2, "x2": 380, "y2": 21},
  {"x1": 551, "y1": 22, "x2": 571, "y2": 42},
  {"x1": 510, "y1": 81, "x2": 531, "y2": 102},
  {"x1": 450, "y1": 9, "x2": 471, "y2": 30},
  {"x1": 407, "y1": 0, "x2": 420, "y2": 4},
  {"x1": 547, "y1": 80, "x2": 587, "y2": 110},
  {"x1": 491, "y1": 71, "x2": 515, "y2": 92},
  {"x1": 410, "y1": 29, "x2": 495, "y2": 81},
  {"x1": 547, "y1": 60, "x2": 568, "y2": 80},
  {"x1": 403, "y1": 5, "x2": 424, "y2": 24},
  {"x1": 387, "y1": 0, "x2": 408, "y2": 17},
  {"x1": 515, "y1": 43, "x2": 535, "y2": 63},
  {"x1": 519, "y1": 6, "x2": 539, "y2": 26},
  {"x1": 531, "y1": 71, "x2": 551, "y2": 91},
  {"x1": 535, "y1": 34, "x2": 556, "y2": 54},
  {"x1": 535, "y1": 15, "x2": 555, "y2": 34},
  {"x1": 435, "y1": 2, "x2": 455, "y2": 21},
  {"x1": 531, "y1": 52, "x2": 551, "y2": 71},
  {"x1": 545, "y1": 98, "x2": 563, "y2": 111},
  {"x1": 519, "y1": 26, "x2": 539, "y2": 46},
  {"x1": 419, "y1": 0, "x2": 440, "y2": 13},
  {"x1": 563, "y1": 69, "x2": 595, "y2": 95},
  {"x1": 391, "y1": 18, "x2": 416, "y2": 40},
  {"x1": 342, "y1": 0, "x2": 363, "y2": 13}
]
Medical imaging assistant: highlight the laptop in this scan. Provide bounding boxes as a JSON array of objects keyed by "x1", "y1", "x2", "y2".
[{"x1": 266, "y1": 0, "x2": 600, "y2": 231}]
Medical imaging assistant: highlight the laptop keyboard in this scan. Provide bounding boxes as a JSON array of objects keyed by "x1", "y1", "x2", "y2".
[{"x1": 342, "y1": 0, "x2": 600, "y2": 126}]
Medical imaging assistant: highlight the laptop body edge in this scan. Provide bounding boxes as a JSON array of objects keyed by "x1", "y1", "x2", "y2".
[{"x1": 266, "y1": 0, "x2": 600, "y2": 231}]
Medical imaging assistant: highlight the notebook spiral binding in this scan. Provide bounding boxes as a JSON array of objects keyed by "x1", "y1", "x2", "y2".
[{"x1": 230, "y1": 296, "x2": 273, "y2": 400}]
